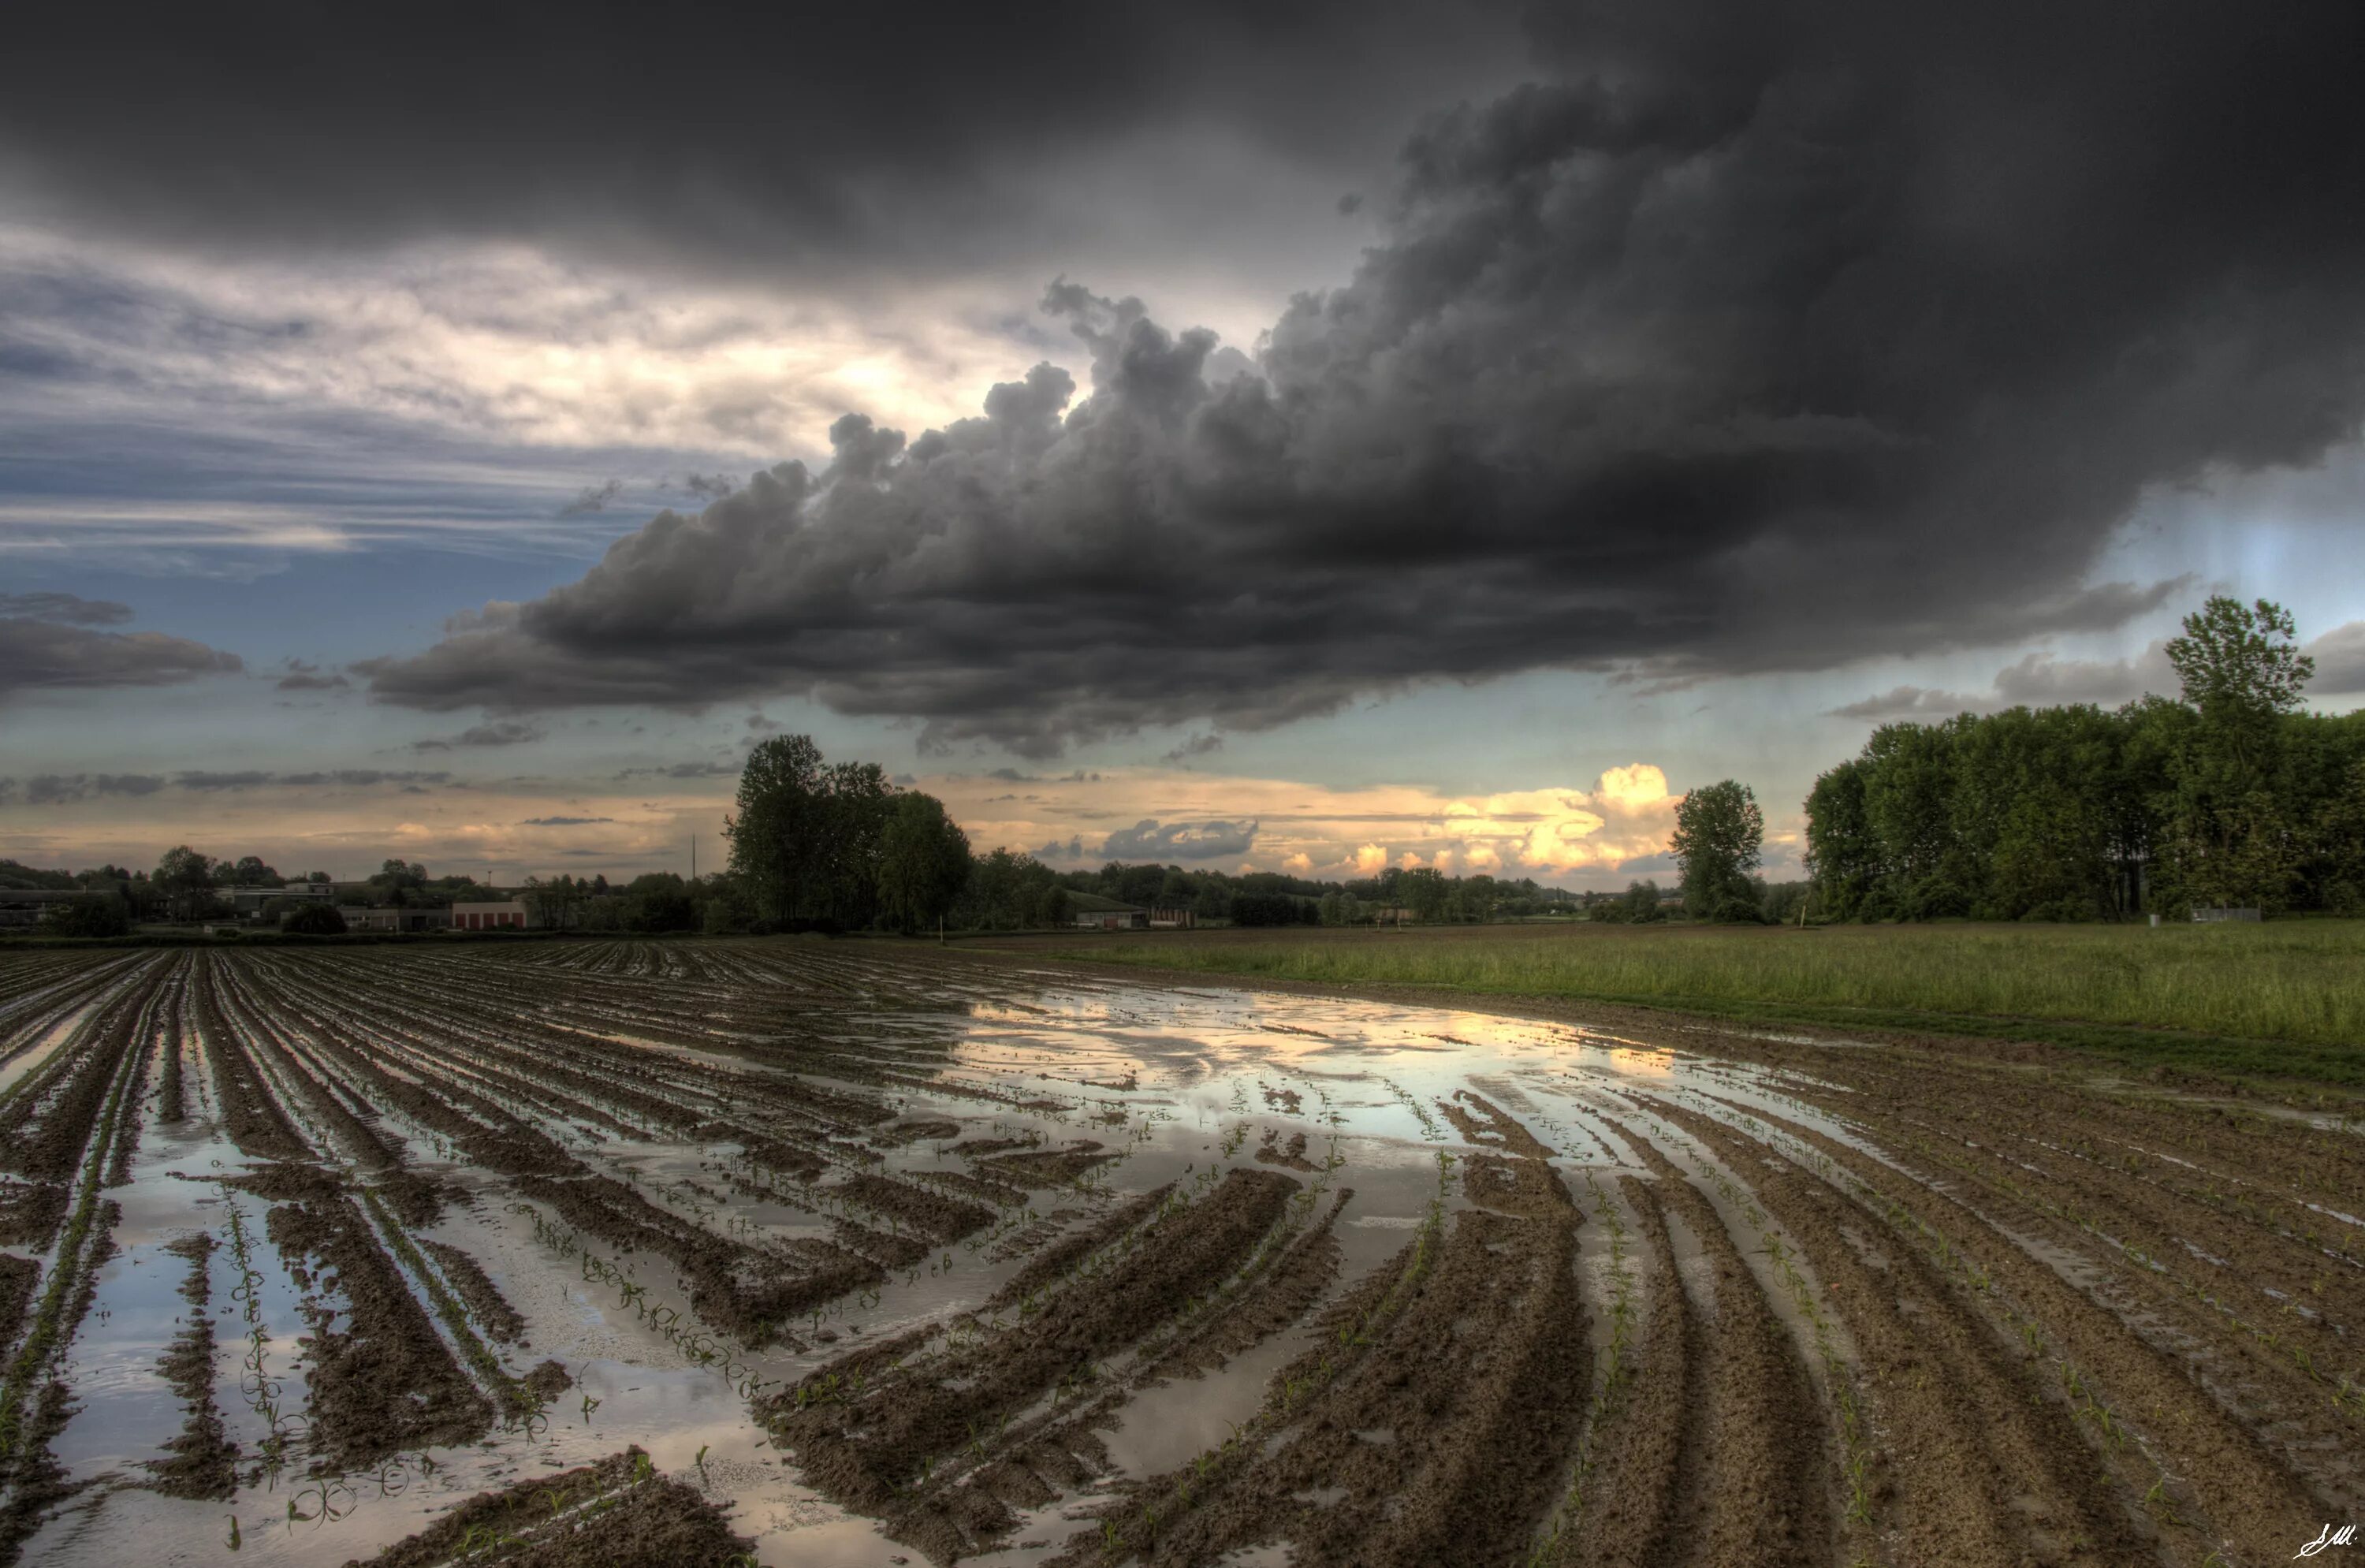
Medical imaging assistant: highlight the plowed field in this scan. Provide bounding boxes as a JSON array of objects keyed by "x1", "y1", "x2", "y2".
[{"x1": 0, "y1": 939, "x2": 2356, "y2": 1566}]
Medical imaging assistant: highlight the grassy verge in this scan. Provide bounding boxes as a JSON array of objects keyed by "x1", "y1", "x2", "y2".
[{"x1": 1029, "y1": 921, "x2": 2365, "y2": 1089}]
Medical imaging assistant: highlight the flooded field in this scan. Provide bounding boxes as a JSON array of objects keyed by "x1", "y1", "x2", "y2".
[{"x1": 0, "y1": 939, "x2": 2357, "y2": 1566}]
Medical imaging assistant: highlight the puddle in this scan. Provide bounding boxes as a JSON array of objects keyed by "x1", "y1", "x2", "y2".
[{"x1": 24, "y1": 957, "x2": 1855, "y2": 1566}]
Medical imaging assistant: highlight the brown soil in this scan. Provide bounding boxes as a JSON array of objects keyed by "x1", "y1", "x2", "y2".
[
  {"x1": 342, "y1": 1447, "x2": 754, "y2": 1568},
  {"x1": 241, "y1": 1161, "x2": 495, "y2": 1468},
  {"x1": 1056, "y1": 1096, "x2": 1585, "y2": 1568},
  {"x1": 767, "y1": 1168, "x2": 1301, "y2": 1560},
  {"x1": 147, "y1": 1234, "x2": 237, "y2": 1499},
  {"x1": 419, "y1": 1238, "x2": 527, "y2": 1343}
]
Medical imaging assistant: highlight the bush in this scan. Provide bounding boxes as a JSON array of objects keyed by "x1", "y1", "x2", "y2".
[
  {"x1": 40, "y1": 895, "x2": 131, "y2": 938},
  {"x1": 281, "y1": 903, "x2": 348, "y2": 935}
]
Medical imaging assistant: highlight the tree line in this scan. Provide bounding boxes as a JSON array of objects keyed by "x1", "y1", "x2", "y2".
[{"x1": 1804, "y1": 598, "x2": 2365, "y2": 921}]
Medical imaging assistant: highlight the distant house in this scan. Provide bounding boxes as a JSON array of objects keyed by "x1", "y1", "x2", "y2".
[
  {"x1": 222, "y1": 881, "x2": 337, "y2": 918},
  {"x1": 340, "y1": 907, "x2": 451, "y2": 933},
  {"x1": 451, "y1": 899, "x2": 534, "y2": 931},
  {"x1": 0, "y1": 888, "x2": 88, "y2": 928},
  {"x1": 1068, "y1": 892, "x2": 1149, "y2": 930},
  {"x1": 1147, "y1": 903, "x2": 1195, "y2": 929}
]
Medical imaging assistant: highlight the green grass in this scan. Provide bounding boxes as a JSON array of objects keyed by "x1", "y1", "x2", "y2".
[{"x1": 1037, "y1": 921, "x2": 2365, "y2": 1088}]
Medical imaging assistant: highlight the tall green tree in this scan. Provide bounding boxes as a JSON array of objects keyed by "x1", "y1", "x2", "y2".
[
  {"x1": 2157, "y1": 597, "x2": 2316, "y2": 913},
  {"x1": 1671, "y1": 780, "x2": 1764, "y2": 921},
  {"x1": 877, "y1": 792, "x2": 972, "y2": 933}
]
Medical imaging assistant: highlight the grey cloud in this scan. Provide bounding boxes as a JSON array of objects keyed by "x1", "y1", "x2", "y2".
[
  {"x1": 1162, "y1": 733, "x2": 1223, "y2": 765},
  {"x1": 413, "y1": 719, "x2": 544, "y2": 751},
  {"x1": 1993, "y1": 643, "x2": 2178, "y2": 707},
  {"x1": 173, "y1": 770, "x2": 274, "y2": 791},
  {"x1": 275, "y1": 658, "x2": 349, "y2": 691},
  {"x1": 0, "y1": 591, "x2": 132, "y2": 626},
  {"x1": 1827, "y1": 687, "x2": 1986, "y2": 722},
  {"x1": 5, "y1": 767, "x2": 454, "y2": 800},
  {"x1": 1035, "y1": 835, "x2": 1088, "y2": 861},
  {"x1": 1101, "y1": 818, "x2": 1258, "y2": 861},
  {"x1": 20, "y1": 773, "x2": 168, "y2": 805},
  {"x1": 616, "y1": 760, "x2": 738, "y2": 780},
  {"x1": 560, "y1": 479, "x2": 626, "y2": 517},
  {"x1": 363, "y1": 9, "x2": 2365, "y2": 752},
  {"x1": 1831, "y1": 640, "x2": 2181, "y2": 721},
  {"x1": 0, "y1": 617, "x2": 242, "y2": 699},
  {"x1": 681, "y1": 472, "x2": 739, "y2": 501},
  {"x1": 277, "y1": 769, "x2": 451, "y2": 788},
  {"x1": 2304, "y1": 622, "x2": 2365, "y2": 695},
  {"x1": 522, "y1": 815, "x2": 614, "y2": 826}
]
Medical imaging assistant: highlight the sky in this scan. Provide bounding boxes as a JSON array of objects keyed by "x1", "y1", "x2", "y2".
[{"x1": 4, "y1": 1, "x2": 2364, "y2": 889}]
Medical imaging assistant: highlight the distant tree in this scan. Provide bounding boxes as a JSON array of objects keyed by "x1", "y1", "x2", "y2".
[
  {"x1": 877, "y1": 793, "x2": 972, "y2": 934},
  {"x1": 1034, "y1": 883, "x2": 1072, "y2": 928},
  {"x1": 1399, "y1": 867, "x2": 1449, "y2": 922},
  {"x1": 281, "y1": 903, "x2": 347, "y2": 935},
  {"x1": 226, "y1": 855, "x2": 283, "y2": 887},
  {"x1": 41, "y1": 894, "x2": 130, "y2": 938},
  {"x1": 1617, "y1": 879, "x2": 1667, "y2": 923},
  {"x1": 1672, "y1": 780, "x2": 1765, "y2": 922},
  {"x1": 298, "y1": 870, "x2": 332, "y2": 885},
  {"x1": 371, "y1": 858, "x2": 430, "y2": 907},
  {"x1": 701, "y1": 880, "x2": 754, "y2": 934},
  {"x1": 622, "y1": 873, "x2": 698, "y2": 933},
  {"x1": 154, "y1": 846, "x2": 218, "y2": 921}
]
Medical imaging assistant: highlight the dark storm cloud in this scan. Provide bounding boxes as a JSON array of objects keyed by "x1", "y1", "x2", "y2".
[
  {"x1": 521, "y1": 816, "x2": 613, "y2": 827},
  {"x1": 0, "y1": 2, "x2": 1527, "y2": 282},
  {"x1": 331, "y1": 4, "x2": 2365, "y2": 751},
  {"x1": 1161, "y1": 734, "x2": 1224, "y2": 765},
  {"x1": 0, "y1": 617, "x2": 242, "y2": 699},
  {"x1": 0, "y1": 592, "x2": 132, "y2": 626},
  {"x1": 1101, "y1": 819, "x2": 1259, "y2": 861}
]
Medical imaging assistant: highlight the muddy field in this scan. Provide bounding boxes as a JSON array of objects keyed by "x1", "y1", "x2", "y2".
[{"x1": 0, "y1": 938, "x2": 2357, "y2": 1566}]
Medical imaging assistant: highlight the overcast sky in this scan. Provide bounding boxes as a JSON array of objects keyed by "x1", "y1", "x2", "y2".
[{"x1": 5, "y1": 1, "x2": 2363, "y2": 887}]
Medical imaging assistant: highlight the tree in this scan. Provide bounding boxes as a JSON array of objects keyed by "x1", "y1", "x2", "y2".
[
  {"x1": 2157, "y1": 597, "x2": 2317, "y2": 913},
  {"x1": 727, "y1": 736, "x2": 901, "y2": 928},
  {"x1": 227, "y1": 855, "x2": 283, "y2": 887},
  {"x1": 281, "y1": 903, "x2": 348, "y2": 935},
  {"x1": 1399, "y1": 867, "x2": 1449, "y2": 922},
  {"x1": 877, "y1": 793, "x2": 972, "y2": 933},
  {"x1": 371, "y1": 858, "x2": 429, "y2": 907},
  {"x1": 2166, "y1": 597, "x2": 2314, "y2": 739},
  {"x1": 154, "y1": 846, "x2": 218, "y2": 921},
  {"x1": 41, "y1": 894, "x2": 130, "y2": 937},
  {"x1": 622, "y1": 873, "x2": 698, "y2": 933},
  {"x1": 1671, "y1": 780, "x2": 1765, "y2": 921}
]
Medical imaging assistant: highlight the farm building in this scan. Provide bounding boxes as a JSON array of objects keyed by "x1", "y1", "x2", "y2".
[
  {"x1": 1148, "y1": 903, "x2": 1195, "y2": 929},
  {"x1": 1068, "y1": 892, "x2": 1149, "y2": 930},
  {"x1": 450, "y1": 899, "x2": 535, "y2": 930},
  {"x1": 339, "y1": 907, "x2": 452, "y2": 933},
  {"x1": 220, "y1": 881, "x2": 337, "y2": 917}
]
